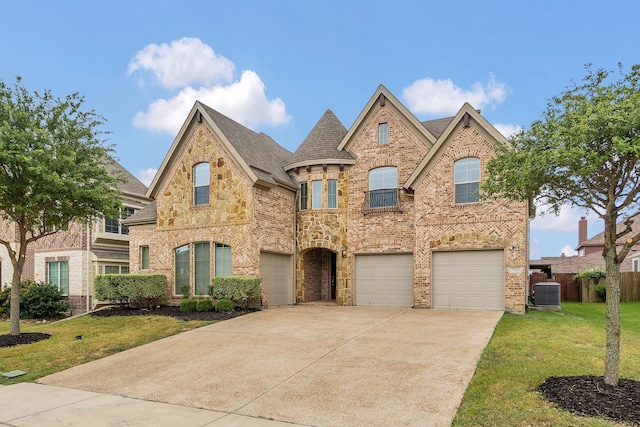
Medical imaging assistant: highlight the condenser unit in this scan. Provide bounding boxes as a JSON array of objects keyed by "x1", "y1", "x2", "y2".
[{"x1": 534, "y1": 282, "x2": 561, "y2": 308}]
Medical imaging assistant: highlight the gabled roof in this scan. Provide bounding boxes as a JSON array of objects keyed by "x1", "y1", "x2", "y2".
[
  {"x1": 337, "y1": 84, "x2": 438, "y2": 152},
  {"x1": 147, "y1": 102, "x2": 296, "y2": 199},
  {"x1": 285, "y1": 109, "x2": 354, "y2": 170},
  {"x1": 404, "y1": 103, "x2": 508, "y2": 190},
  {"x1": 105, "y1": 157, "x2": 148, "y2": 197},
  {"x1": 577, "y1": 213, "x2": 640, "y2": 250}
]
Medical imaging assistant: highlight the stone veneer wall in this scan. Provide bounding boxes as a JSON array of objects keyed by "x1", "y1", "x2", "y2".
[
  {"x1": 130, "y1": 123, "x2": 295, "y2": 303},
  {"x1": 413, "y1": 123, "x2": 528, "y2": 312},
  {"x1": 294, "y1": 165, "x2": 349, "y2": 304}
]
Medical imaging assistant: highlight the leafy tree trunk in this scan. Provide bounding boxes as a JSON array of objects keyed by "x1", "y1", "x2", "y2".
[
  {"x1": 603, "y1": 220, "x2": 621, "y2": 386},
  {"x1": 7, "y1": 226, "x2": 28, "y2": 336}
]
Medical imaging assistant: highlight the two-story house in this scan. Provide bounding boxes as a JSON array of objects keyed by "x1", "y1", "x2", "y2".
[
  {"x1": 126, "y1": 85, "x2": 528, "y2": 312},
  {"x1": 0, "y1": 159, "x2": 150, "y2": 313}
]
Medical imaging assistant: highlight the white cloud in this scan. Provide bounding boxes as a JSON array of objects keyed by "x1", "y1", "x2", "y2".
[
  {"x1": 402, "y1": 73, "x2": 508, "y2": 116},
  {"x1": 132, "y1": 70, "x2": 291, "y2": 134},
  {"x1": 136, "y1": 168, "x2": 157, "y2": 187},
  {"x1": 128, "y1": 37, "x2": 235, "y2": 88},
  {"x1": 493, "y1": 123, "x2": 522, "y2": 138},
  {"x1": 561, "y1": 245, "x2": 578, "y2": 257},
  {"x1": 530, "y1": 203, "x2": 598, "y2": 232}
]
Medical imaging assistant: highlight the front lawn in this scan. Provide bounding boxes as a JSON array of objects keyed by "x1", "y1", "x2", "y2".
[
  {"x1": 453, "y1": 302, "x2": 640, "y2": 426},
  {"x1": 0, "y1": 315, "x2": 213, "y2": 384}
]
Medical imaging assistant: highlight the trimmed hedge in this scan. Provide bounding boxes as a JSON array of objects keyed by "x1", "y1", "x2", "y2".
[
  {"x1": 180, "y1": 299, "x2": 197, "y2": 312},
  {"x1": 215, "y1": 298, "x2": 234, "y2": 312},
  {"x1": 209, "y1": 276, "x2": 262, "y2": 308},
  {"x1": 196, "y1": 298, "x2": 213, "y2": 312},
  {"x1": 95, "y1": 274, "x2": 167, "y2": 308}
]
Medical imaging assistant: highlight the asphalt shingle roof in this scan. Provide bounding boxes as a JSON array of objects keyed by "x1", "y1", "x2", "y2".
[
  {"x1": 106, "y1": 158, "x2": 148, "y2": 196},
  {"x1": 289, "y1": 109, "x2": 354, "y2": 166},
  {"x1": 123, "y1": 200, "x2": 156, "y2": 225},
  {"x1": 200, "y1": 104, "x2": 295, "y2": 187}
]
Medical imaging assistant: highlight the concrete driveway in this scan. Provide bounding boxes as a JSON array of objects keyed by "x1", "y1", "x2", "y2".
[{"x1": 21, "y1": 306, "x2": 499, "y2": 426}]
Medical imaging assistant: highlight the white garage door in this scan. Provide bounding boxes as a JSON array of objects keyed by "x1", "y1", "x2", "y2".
[
  {"x1": 260, "y1": 252, "x2": 293, "y2": 306},
  {"x1": 355, "y1": 254, "x2": 414, "y2": 307},
  {"x1": 432, "y1": 250, "x2": 504, "y2": 310}
]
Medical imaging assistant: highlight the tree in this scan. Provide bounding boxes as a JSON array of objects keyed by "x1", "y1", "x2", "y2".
[
  {"x1": 0, "y1": 77, "x2": 124, "y2": 336},
  {"x1": 483, "y1": 64, "x2": 640, "y2": 386}
]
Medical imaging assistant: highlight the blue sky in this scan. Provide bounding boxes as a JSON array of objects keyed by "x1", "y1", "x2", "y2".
[{"x1": 2, "y1": 0, "x2": 637, "y2": 259}]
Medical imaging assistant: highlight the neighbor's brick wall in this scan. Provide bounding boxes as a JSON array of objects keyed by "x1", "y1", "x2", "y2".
[{"x1": 413, "y1": 122, "x2": 528, "y2": 312}]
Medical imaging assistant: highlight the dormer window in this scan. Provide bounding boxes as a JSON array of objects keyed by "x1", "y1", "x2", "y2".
[
  {"x1": 193, "y1": 162, "x2": 210, "y2": 205},
  {"x1": 379, "y1": 123, "x2": 388, "y2": 145}
]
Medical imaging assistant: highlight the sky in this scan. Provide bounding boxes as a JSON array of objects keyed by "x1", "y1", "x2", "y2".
[{"x1": 2, "y1": 0, "x2": 637, "y2": 259}]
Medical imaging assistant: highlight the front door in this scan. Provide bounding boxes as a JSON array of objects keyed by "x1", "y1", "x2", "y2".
[{"x1": 330, "y1": 252, "x2": 337, "y2": 300}]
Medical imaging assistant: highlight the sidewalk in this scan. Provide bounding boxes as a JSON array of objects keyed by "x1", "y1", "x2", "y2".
[{"x1": 0, "y1": 383, "x2": 303, "y2": 426}]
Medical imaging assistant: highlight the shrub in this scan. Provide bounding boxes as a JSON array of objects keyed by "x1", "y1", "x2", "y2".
[
  {"x1": 0, "y1": 286, "x2": 10, "y2": 318},
  {"x1": 196, "y1": 298, "x2": 213, "y2": 312},
  {"x1": 95, "y1": 274, "x2": 167, "y2": 308},
  {"x1": 596, "y1": 284, "x2": 607, "y2": 299},
  {"x1": 180, "y1": 299, "x2": 197, "y2": 312},
  {"x1": 20, "y1": 282, "x2": 70, "y2": 319},
  {"x1": 210, "y1": 276, "x2": 262, "y2": 308},
  {"x1": 573, "y1": 268, "x2": 607, "y2": 282},
  {"x1": 180, "y1": 285, "x2": 190, "y2": 299},
  {"x1": 215, "y1": 298, "x2": 234, "y2": 312}
]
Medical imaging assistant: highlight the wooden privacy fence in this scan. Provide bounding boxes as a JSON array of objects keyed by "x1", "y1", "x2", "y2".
[{"x1": 530, "y1": 271, "x2": 640, "y2": 303}]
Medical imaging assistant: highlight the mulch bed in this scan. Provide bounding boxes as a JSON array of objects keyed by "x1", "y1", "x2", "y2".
[
  {"x1": 0, "y1": 306, "x2": 256, "y2": 348},
  {"x1": 537, "y1": 375, "x2": 640, "y2": 425},
  {"x1": 89, "y1": 305, "x2": 258, "y2": 322},
  {"x1": 0, "y1": 332, "x2": 51, "y2": 348}
]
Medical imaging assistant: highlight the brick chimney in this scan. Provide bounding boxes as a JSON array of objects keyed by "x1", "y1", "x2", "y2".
[{"x1": 578, "y1": 216, "x2": 588, "y2": 246}]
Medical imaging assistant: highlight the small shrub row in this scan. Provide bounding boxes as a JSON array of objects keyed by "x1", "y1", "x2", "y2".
[
  {"x1": 178, "y1": 298, "x2": 235, "y2": 313},
  {"x1": 209, "y1": 276, "x2": 262, "y2": 308},
  {"x1": 95, "y1": 274, "x2": 167, "y2": 308}
]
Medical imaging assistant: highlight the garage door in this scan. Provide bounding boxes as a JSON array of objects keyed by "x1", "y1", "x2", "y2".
[
  {"x1": 432, "y1": 250, "x2": 504, "y2": 310},
  {"x1": 260, "y1": 252, "x2": 293, "y2": 306},
  {"x1": 355, "y1": 254, "x2": 414, "y2": 307}
]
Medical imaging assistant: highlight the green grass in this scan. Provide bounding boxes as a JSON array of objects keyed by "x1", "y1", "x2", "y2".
[
  {"x1": 453, "y1": 302, "x2": 640, "y2": 426},
  {"x1": 0, "y1": 315, "x2": 213, "y2": 384}
]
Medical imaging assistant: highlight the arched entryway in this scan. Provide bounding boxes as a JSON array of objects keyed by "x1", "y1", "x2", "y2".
[{"x1": 302, "y1": 248, "x2": 337, "y2": 302}]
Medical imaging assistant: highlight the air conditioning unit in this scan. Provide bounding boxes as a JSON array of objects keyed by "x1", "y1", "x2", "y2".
[{"x1": 534, "y1": 282, "x2": 561, "y2": 308}]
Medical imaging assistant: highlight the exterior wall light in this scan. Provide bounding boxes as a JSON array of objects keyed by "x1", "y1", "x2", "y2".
[{"x1": 341, "y1": 246, "x2": 347, "y2": 258}]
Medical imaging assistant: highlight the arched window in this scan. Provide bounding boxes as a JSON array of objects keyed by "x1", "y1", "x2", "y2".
[
  {"x1": 193, "y1": 162, "x2": 210, "y2": 205},
  {"x1": 454, "y1": 157, "x2": 480, "y2": 204},
  {"x1": 368, "y1": 166, "x2": 398, "y2": 208}
]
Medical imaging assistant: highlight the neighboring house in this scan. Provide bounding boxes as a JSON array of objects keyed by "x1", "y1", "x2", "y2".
[
  {"x1": 531, "y1": 214, "x2": 640, "y2": 275},
  {"x1": 0, "y1": 159, "x2": 151, "y2": 313},
  {"x1": 126, "y1": 85, "x2": 528, "y2": 312}
]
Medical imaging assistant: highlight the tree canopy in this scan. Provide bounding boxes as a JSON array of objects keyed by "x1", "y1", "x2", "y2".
[
  {"x1": 0, "y1": 77, "x2": 124, "y2": 335},
  {"x1": 483, "y1": 63, "x2": 640, "y2": 386}
]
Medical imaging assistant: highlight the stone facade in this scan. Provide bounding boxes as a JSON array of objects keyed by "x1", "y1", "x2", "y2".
[{"x1": 129, "y1": 87, "x2": 528, "y2": 312}]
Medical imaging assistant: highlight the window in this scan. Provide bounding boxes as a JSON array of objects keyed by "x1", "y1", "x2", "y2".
[
  {"x1": 48, "y1": 261, "x2": 69, "y2": 296},
  {"x1": 300, "y1": 182, "x2": 308, "y2": 210},
  {"x1": 174, "y1": 244, "x2": 190, "y2": 294},
  {"x1": 312, "y1": 180, "x2": 322, "y2": 209},
  {"x1": 193, "y1": 162, "x2": 210, "y2": 205},
  {"x1": 454, "y1": 157, "x2": 480, "y2": 204},
  {"x1": 140, "y1": 246, "x2": 150, "y2": 270},
  {"x1": 215, "y1": 243, "x2": 232, "y2": 276},
  {"x1": 104, "y1": 265, "x2": 129, "y2": 274},
  {"x1": 194, "y1": 242, "x2": 210, "y2": 295},
  {"x1": 368, "y1": 167, "x2": 398, "y2": 208},
  {"x1": 379, "y1": 123, "x2": 388, "y2": 144},
  {"x1": 105, "y1": 207, "x2": 135, "y2": 235},
  {"x1": 327, "y1": 180, "x2": 337, "y2": 209}
]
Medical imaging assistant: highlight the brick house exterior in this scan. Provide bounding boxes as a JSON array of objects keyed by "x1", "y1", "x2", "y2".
[
  {"x1": 0, "y1": 159, "x2": 150, "y2": 313},
  {"x1": 127, "y1": 85, "x2": 528, "y2": 312}
]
